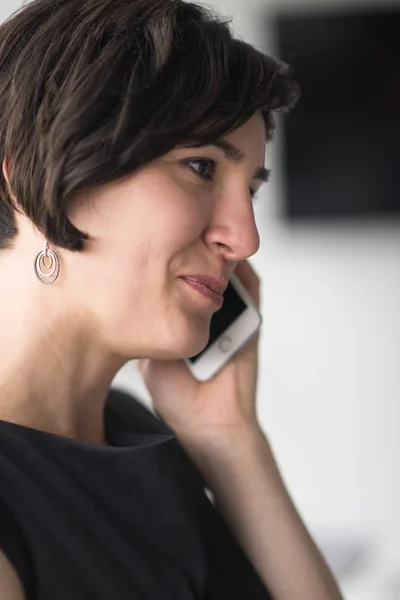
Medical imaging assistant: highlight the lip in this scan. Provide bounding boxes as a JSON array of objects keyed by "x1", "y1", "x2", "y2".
[
  {"x1": 179, "y1": 275, "x2": 228, "y2": 296},
  {"x1": 180, "y1": 278, "x2": 224, "y2": 308}
]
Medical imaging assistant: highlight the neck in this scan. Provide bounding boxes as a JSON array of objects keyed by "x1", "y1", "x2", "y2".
[{"x1": 0, "y1": 286, "x2": 124, "y2": 445}]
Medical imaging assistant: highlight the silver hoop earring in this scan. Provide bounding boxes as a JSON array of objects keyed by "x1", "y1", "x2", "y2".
[{"x1": 34, "y1": 239, "x2": 60, "y2": 285}]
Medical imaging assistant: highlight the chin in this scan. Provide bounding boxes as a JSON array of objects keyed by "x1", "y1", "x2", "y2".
[
  {"x1": 158, "y1": 318, "x2": 210, "y2": 360},
  {"x1": 161, "y1": 340, "x2": 208, "y2": 362}
]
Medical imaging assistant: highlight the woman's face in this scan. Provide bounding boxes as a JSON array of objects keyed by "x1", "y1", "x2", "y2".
[{"x1": 66, "y1": 111, "x2": 267, "y2": 361}]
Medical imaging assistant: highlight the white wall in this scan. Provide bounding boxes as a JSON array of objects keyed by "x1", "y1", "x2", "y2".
[{"x1": 2, "y1": 0, "x2": 398, "y2": 597}]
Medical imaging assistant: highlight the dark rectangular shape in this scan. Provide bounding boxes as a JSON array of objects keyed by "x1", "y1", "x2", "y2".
[{"x1": 274, "y1": 8, "x2": 400, "y2": 219}]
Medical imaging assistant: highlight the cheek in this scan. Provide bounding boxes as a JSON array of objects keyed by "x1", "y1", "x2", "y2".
[
  {"x1": 79, "y1": 173, "x2": 208, "y2": 293},
  {"x1": 134, "y1": 184, "x2": 208, "y2": 248}
]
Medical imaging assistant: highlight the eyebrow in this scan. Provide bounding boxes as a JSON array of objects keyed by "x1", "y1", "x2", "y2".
[{"x1": 210, "y1": 138, "x2": 271, "y2": 182}]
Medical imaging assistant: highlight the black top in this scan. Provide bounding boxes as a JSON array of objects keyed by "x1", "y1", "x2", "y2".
[{"x1": 0, "y1": 387, "x2": 273, "y2": 599}]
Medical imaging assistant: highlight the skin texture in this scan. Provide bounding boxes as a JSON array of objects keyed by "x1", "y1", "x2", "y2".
[{"x1": 0, "y1": 111, "x2": 266, "y2": 446}]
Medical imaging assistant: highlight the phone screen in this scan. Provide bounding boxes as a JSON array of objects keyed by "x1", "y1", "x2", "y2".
[{"x1": 187, "y1": 280, "x2": 247, "y2": 363}]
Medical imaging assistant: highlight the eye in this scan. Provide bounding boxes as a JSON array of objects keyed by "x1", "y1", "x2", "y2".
[
  {"x1": 182, "y1": 157, "x2": 217, "y2": 180},
  {"x1": 182, "y1": 157, "x2": 259, "y2": 201}
]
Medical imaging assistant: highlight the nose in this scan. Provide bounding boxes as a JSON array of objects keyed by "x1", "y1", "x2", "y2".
[{"x1": 204, "y1": 191, "x2": 260, "y2": 261}]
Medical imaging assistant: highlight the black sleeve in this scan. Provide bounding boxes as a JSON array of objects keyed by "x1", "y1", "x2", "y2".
[{"x1": 0, "y1": 497, "x2": 35, "y2": 599}]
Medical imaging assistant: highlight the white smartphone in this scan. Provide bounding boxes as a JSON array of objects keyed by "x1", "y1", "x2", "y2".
[{"x1": 184, "y1": 273, "x2": 262, "y2": 381}]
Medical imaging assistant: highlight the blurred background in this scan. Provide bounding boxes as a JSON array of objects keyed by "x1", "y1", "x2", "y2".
[{"x1": 3, "y1": 0, "x2": 399, "y2": 598}]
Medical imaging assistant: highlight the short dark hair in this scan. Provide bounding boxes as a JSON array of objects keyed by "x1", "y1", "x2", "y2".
[{"x1": 0, "y1": 0, "x2": 300, "y2": 252}]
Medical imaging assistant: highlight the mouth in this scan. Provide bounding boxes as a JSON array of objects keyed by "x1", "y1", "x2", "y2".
[
  {"x1": 179, "y1": 275, "x2": 227, "y2": 296},
  {"x1": 180, "y1": 277, "x2": 224, "y2": 308}
]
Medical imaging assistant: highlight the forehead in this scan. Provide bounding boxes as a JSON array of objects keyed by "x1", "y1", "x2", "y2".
[{"x1": 225, "y1": 112, "x2": 266, "y2": 159}]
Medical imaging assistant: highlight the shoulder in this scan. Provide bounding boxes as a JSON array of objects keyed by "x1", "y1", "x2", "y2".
[
  {"x1": 105, "y1": 386, "x2": 175, "y2": 436},
  {"x1": 106, "y1": 387, "x2": 209, "y2": 490},
  {"x1": 0, "y1": 548, "x2": 25, "y2": 600}
]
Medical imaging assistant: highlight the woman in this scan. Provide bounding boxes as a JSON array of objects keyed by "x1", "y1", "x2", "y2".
[{"x1": 0, "y1": 0, "x2": 343, "y2": 598}]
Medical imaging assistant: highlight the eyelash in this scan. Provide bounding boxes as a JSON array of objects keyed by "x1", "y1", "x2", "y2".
[{"x1": 182, "y1": 157, "x2": 259, "y2": 201}]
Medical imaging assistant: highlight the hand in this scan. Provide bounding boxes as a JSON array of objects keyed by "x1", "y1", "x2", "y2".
[{"x1": 136, "y1": 259, "x2": 262, "y2": 457}]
